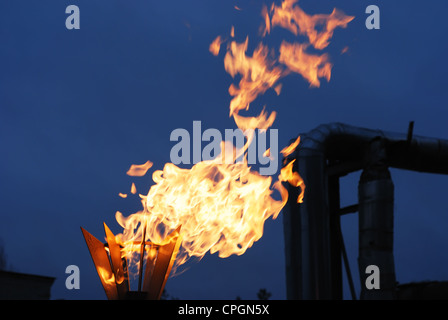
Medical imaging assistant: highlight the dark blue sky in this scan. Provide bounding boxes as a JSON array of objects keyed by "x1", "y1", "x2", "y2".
[{"x1": 1, "y1": 0, "x2": 447, "y2": 299}]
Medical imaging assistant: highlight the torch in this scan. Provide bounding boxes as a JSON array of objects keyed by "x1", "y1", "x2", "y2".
[{"x1": 81, "y1": 223, "x2": 182, "y2": 300}]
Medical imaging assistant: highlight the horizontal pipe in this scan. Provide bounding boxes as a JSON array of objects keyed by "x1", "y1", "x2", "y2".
[{"x1": 288, "y1": 122, "x2": 448, "y2": 175}]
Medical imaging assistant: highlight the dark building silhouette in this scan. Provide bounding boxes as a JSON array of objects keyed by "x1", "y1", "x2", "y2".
[{"x1": 0, "y1": 270, "x2": 55, "y2": 300}]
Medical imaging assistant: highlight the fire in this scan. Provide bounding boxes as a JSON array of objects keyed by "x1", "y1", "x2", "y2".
[
  {"x1": 268, "y1": 0, "x2": 354, "y2": 50},
  {"x1": 98, "y1": 265, "x2": 116, "y2": 286},
  {"x1": 123, "y1": 161, "x2": 285, "y2": 260},
  {"x1": 116, "y1": 150, "x2": 289, "y2": 275},
  {"x1": 130, "y1": 182, "x2": 137, "y2": 195},
  {"x1": 113, "y1": 0, "x2": 353, "y2": 278},
  {"x1": 279, "y1": 42, "x2": 332, "y2": 87},
  {"x1": 126, "y1": 161, "x2": 153, "y2": 177},
  {"x1": 209, "y1": 36, "x2": 224, "y2": 56},
  {"x1": 278, "y1": 159, "x2": 305, "y2": 204},
  {"x1": 281, "y1": 136, "x2": 300, "y2": 158},
  {"x1": 224, "y1": 38, "x2": 282, "y2": 122}
]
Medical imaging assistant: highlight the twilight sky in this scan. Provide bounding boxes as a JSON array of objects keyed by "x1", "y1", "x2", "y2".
[{"x1": 1, "y1": 0, "x2": 448, "y2": 299}]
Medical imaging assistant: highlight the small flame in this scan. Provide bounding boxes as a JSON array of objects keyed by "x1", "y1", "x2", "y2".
[
  {"x1": 126, "y1": 161, "x2": 153, "y2": 177},
  {"x1": 278, "y1": 159, "x2": 305, "y2": 203},
  {"x1": 118, "y1": 193, "x2": 128, "y2": 198},
  {"x1": 279, "y1": 42, "x2": 332, "y2": 87},
  {"x1": 281, "y1": 136, "x2": 300, "y2": 157},
  {"x1": 261, "y1": 5, "x2": 271, "y2": 37},
  {"x1": 209, "y1": 36, "x2": 224, "y2": 56},
  {"x1": 130, "y1": 183, "x2": 137, "y2": 195},
  {"x1": 274, "y1": 83, "x2": 282, "y2": 95},
  {"x1": 268, "y1": 0, "x2": 354, "y2": 50},
  {"x1": 98, "y1": 266, "x2": 115, "y2": 286},
  {"x1": 263, "y1": 148, "x2": 271, "y2": 158}
]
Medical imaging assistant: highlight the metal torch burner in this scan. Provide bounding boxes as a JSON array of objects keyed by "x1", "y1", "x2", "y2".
[{"x1": 81, "y1": 223, "x2": 182, "y2": 300}]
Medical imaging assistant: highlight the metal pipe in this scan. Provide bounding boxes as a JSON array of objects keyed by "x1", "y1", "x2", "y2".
[
  {"x1": 340, "y1": 227, "x2": 357, "y2": 300},
  {"x1": 358, "y1": 138, "x2": 396, "y2": 299},
  {"x1": 284, "y1": 149, "x2": 330, "y2": 299},
  {"x1": 328, "y1": 174, "x2": 342, "y2": 299},
  {"x1": 283, "y1": 122, "x2": 448, "y2": 300},
  {"x1": 296, "y1": 122, "x2": 448, "y2": 175},
  {"x1": 358, "y1": 166, "x2": 396, "y2": 299}
]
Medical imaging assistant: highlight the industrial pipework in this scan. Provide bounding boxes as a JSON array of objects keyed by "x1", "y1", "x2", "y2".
[{"x1": 283, "y1": 122, "x2": 448, "y2": 300}]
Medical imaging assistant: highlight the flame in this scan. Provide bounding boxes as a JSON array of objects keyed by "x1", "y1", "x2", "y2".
[
  {"x1": 126, "y1": 161, "x2": 153, "y2": 177},
  {"x1": 278, "y1": 159, "x2": 305, "y2": 203},
  {"x1": 279, "y1": 42, "x2": 332, "y2": 87},
  {"x1": 98, "y1": 266, "x2": 116, "y2": 286},
  {"x1": 268, "y1": 0, "x2": 354, "y2": 50},
  {"x1": 274, "y1": 83, "x2": 282, "y2": 95},
  {"x1": 263, "y1": 148, "x2": 271, "y2": 158},
  {"x1": 224, "y1": 38, "x2": 282, "y2": 122},
  {"x1": 261, "y1": 4, "x2": 271, "y2": 37},
  {"x1": 117, "y1": 158, "x2": 287, "y2": 268},
  {"x1": 113, "y1": 0, "x2": 352, "y2": 277},
  {"x1": 232, "y1": 108, "x2": 276, "y2": 132},
  {"x1": 131, "y1": 182, "x2": 137, "y2": 195},
  {"x1": 118, "y1": 193, "x2": 128, "y2": 198},
  {"x1": 281, "y1": 136, "x2": 300, "y2": 157},
  {"x1": 209, "y1": 36, "x2": 224, "y2": 56}
]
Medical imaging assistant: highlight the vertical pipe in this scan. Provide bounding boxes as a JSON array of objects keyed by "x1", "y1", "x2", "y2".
[
  {"x1": 284, "y1": 151, "x2": 332, "y2": 299},
  {"x1": 283, "y1": 171, "x2": 302, "y2": 300},
  {"x1": 358, "y1": 165, "x2": 396, "y2": 299},
  {"x1": 328, "y1": 175, "x2": 342, "y2": 299}
]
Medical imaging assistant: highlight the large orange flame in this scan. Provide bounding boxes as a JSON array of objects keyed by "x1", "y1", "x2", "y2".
[{"x1": 114, "y1": 0, "x2": 353, "y2": 277}]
